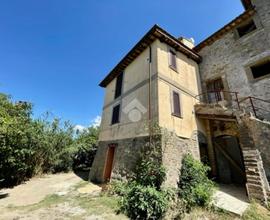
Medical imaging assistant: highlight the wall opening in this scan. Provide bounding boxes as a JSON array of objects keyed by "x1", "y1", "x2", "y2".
[
  {"x1": 250, "y1": 59, "x2": 270, "y2": 80},
  {"x1": 236, "y1": 19, "x2": 257, "y2": 38},
  {"x1": 213, "y1": 135, "x2": 246, "y2": 185}
]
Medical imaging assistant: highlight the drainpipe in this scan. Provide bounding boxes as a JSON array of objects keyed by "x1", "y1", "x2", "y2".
[{"x1": 148, "y1": 46, "x2": 152, "y2": 143}]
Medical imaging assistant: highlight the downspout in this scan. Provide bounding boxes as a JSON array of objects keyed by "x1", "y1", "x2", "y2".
[{"x1": 148, "y1": 46, "x2": 152, "y2": 143}]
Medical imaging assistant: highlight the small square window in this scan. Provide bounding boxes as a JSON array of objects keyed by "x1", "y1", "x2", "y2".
[
  {"x1": 111, "y1": 104, "x2": 120, "y2": 124},
  {"x1": 172, "y1": 91, "x2": 181, "y2": 117},
  {"x1": 169, "y1": 50, "x2": 177, "y2": 71},
  {"x1": 250, "y1": 60, "x2": 270, "y2": 79},
  {"x1": 237, "y1": 20, "x2": 257, "y2": 38}
]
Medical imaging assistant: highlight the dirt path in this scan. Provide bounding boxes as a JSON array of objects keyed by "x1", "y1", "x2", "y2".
[
  {"x1": 0, "y1": 172, "x2": 82, "y2": 207},
  {"x1": 0, "y1": 172, "x2": 127, "y2": 220}
]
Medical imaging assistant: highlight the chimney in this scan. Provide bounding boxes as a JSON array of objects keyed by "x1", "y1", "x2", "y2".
[{"x1": 178, "y1": 37, "x2": 195, "y2": 49}]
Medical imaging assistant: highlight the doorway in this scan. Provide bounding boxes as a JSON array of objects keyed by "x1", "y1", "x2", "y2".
[
  {"x1": 103, "y1": 145, "x2": 116, "y2": 182},
  {"x1": 213, "y1": 135, "x2": 246, "y2": 185}
]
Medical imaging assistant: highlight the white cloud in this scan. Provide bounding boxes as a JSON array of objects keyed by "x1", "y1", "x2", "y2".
[
  {"x1": 74, "y1": 124, "x2": 86, "y2": 133},
  {"x1": 90, "y1": 115, "x2": 101, "y2": 127},
  {"x1": 74, "y1": 116, "x2": 101, "y2": 133}
]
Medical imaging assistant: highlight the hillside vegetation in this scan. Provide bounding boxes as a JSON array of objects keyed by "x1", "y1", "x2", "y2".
[{"x1": 0, "y1": 93, "x2": 99, "y2": 187}]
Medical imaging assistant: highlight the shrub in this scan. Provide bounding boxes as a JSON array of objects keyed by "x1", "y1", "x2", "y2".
[
  {"x1": 134, "y1": 159, "x2": 166, "y2": 189},
  {"x1": 108, "y1": 180, "x2": 131, "y2": 197},
  {"x1": 72, "y1": 126, "x2": 99, "y2": 171},
  {"x1": 0, "y1": 92, "x2": 99, "y2": 187},
  {"x1": 178, "y1": 154, "x2": 215, "y2": 210},
  {"x1": 72, "y1": 146, "x2": 97, "y2": 171},
  {"x1": 119, "y1": 183, "x2": 172, "y2": 220}
]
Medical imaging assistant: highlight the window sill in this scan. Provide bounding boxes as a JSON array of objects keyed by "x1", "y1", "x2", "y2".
[
  {"x1": 169, "y1": 65, "x2": 178, "y2": 73},
  {"x1": 111, "y1": 122, "x2": 120, "y2": 126},
  {"x1": 236, "y1": 28, "x2": 263, "y2": 43},
  {"x1": 172, "y1": 113, "x2": 182, "y2": 119},
  {"x1": 250, "y1": 74, "x2": 270, "y2": 83}
]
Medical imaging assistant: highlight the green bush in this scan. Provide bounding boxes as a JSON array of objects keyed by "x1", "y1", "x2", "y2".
[
  {"x1": 119, "y1": 183, "x2": 172, "y2": 220},
  {"x1": 111, "y1": 131, "x2": 173, "y2": 220},
  {"x1": 0, "y1": 93, "x2": 99, "y2": 187},
  {"x1": 72, "y1": 127, "x2": 99, "y2": 171},
  {"x1": 108, "y1": 180, "x2": 131, "y2": 197},
  {"x1": 134, "y1": 159, "x2": 166, "y2": 189},
  {"x1": 178, "y1": 154, "x2": 215, "y2": 210}
]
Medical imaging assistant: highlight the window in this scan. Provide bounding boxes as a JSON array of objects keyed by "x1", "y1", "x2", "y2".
[
  {"x1": 172, "y1": 91, "x2": 181, "y2": 117},
  {"x1": 206, "y1": 78, "x2": 224, "y2": 103},
  {"x1": 111, "y1": 104, "x2": 120, "y2": 125},
  {"x1": 250, "y1": 60, "x2": 270, "y2": 79},
  {"x1": 114, "y1": 72, "x2": 123, "y2": 99},
  {"x1": 237, "y1": 20, "x2": 256, "y2": 38},
  {"x1": 169, "y1": 50, "x2": 177, "y2": 71}
]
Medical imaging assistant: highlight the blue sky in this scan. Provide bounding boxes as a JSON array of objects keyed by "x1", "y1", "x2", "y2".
[{"x1": 0, "y1": 0, "x2": 244, "y2": 127}]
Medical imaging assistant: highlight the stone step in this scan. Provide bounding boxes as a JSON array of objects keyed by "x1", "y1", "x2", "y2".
[
  {"x1": 248, "y1": 179, "x2": 262, "y2": 185},
  {"x1": 246, "y1": 174, "x2": 262, "y2": 181},
  {"x1": 243, "y1": 154, "x2": 259, "y2": 159},
  {"x1": 246, "y1": 170, "x2": 260, "y2": 176},
  {"x1": 244, "y1": 161, "x2": 258, "y2": 166},
  {"x1": 247, "y1": 183, "x2": 264, "y2": 191},
  {"x1": 244, "y1": 158, "x2": 258, "y2": 161},
  {"x1": 248, "y1": 192, "x2": 265, "y2": 203},
  {"x1": 242, "y1": 150, "x2": 258, "y2": 154}
]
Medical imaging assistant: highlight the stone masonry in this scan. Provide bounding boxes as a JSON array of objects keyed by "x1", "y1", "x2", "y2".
[
  {"x1": 238, "y1": 115, "x2": 270, "y2": 204},
  {"x1": 161, "y1": 130, "x2": 200, "y2": 187},
  {"x1": 197, "y1": 0, "x2": 270, "y2": 120},
  {"x1": 89, "y1": 136, "x2": 150, "y2": 183},
  {"x1": 90, "y1": 130, "x2": 200, "y2": 187}
]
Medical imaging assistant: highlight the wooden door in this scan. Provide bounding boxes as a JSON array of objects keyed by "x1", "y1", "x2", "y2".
[{"x1": 103, "y1": 146, "x2": 115, "y2": 181}]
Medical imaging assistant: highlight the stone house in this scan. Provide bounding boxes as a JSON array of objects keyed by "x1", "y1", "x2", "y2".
[{"x1": 90, "y1": 0, "x2": 270, "y2": 204}]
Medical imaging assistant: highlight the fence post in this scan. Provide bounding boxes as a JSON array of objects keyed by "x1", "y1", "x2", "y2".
[
  {"x1": 235, "y1": 92, "x2": 240, "y2": 110},
  {"x1": 249, "y1": 97, "x2": 257, "y2": 118}
]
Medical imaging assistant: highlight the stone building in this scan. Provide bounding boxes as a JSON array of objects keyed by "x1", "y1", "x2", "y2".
[{"x1": 90, "y1": 0, "x2": 270, "y2": 204}]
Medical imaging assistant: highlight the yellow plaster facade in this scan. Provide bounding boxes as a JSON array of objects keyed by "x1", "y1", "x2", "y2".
[
  {"x1": 99, "y1": 38, "x2": 206, "y2": 142},
  {"x1": 156, "y1": 40, "x2": 205, "y2": 138}
]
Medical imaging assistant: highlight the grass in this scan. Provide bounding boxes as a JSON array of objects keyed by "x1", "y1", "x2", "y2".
[
  {"x1": 242, "y1": 202, "x2": 270, "y2": 220},
  {"x1": 5, "y1": 181, "x2": 127, "y2": 220},
  {"x1": 74, "y1": 193, "x2": 119, "y2": 214},
  {"x1": 184, "y1": 202, "x2": 270, "y2": 220},
  {"x1": 73, "y1": 180, "x2": 89, "y2": 190},
  {"x1": 184, "y1": 207, "x2": 238, "y2": 220},
  {"x1": 6, "y1": 193, "x2": 66, "y2": 211},
  {"x1": 4, "y1": 180, "x2": 270, "y2": 220}
]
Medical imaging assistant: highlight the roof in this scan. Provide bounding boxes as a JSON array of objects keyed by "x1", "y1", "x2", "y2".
[
  {"x1": 99, "y1": 25, "x2": 201, "y2": 87},
  {"x1": 194, "y1": 7, "x2": 256, "y2": 52},
  {"x1": 241, "y1": 0, "x2": 253, "y2": 9}
]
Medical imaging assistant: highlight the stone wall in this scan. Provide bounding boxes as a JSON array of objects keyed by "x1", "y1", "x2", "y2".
[
  {"x1": 90, "y1": 130, "x2": 201, "y2": 188},
  {"x1": 241, "y1": 116, "x2": 270, "y2": 181},
  {"x1": 89, "y1": 136, "x2": 150, "y2": 183},
  {"x1": 162, "y1": 130, "x2": 200, "y2": 187},
  {"x1": 238, "y1": 115, "x2": 270, "y2": 204},
  {"x1": 198, "y1": 0, "x2": 270, "y2": 120}
]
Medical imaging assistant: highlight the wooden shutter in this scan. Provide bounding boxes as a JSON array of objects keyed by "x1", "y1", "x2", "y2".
[
  {"x1": 169, "y1": 50, "x2": 177, "y2": 70},
  {"x1": 173, "y1": 91, "x2": 181, "y2": 117},
  {"x1": 111, "y1": 105, "x2": 120, "y2": 124},
  {"x1": 114, "y1": 72, "x2": 123, "y2": 99}
]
